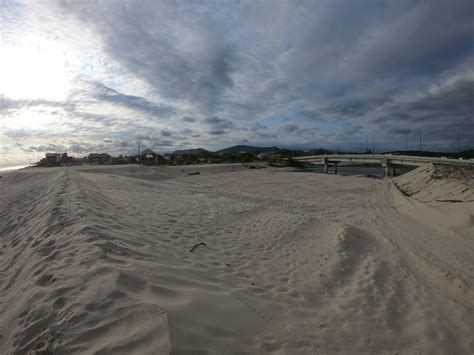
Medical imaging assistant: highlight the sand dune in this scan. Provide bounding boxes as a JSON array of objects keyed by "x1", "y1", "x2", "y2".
[
  {"x1": 394, "y1": 163, "x2": 474, "y2": 231},
  {"x1": 1, "y1": 164, "x2": 473, "y2": 354},
  {"x1": 394, "y1": 163, "x2": 474, "y2": 205}
]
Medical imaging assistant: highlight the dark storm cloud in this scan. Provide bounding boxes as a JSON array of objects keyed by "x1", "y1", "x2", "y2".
[
  {"x1": 68, "y1": 142, "x2": 98, "y2": 154},
  {"x1": 343, "y1": 124, "x2": 364, "y2": 136},
  {"x1": 135, "y1": 134, "x2": 154, "y2": 141},
  {"x1": 204, "y1": 117, "x2": 235, "y2": 129},
  {"x1": 379, "y1": 76, "x2": 474, "y2": 129},
  {"x1": 258, "y1": 133, "x2": 277, "y2": 139},
  {"x1": 151, "y1": 140, "x2": 174, "y2": 147},
  {"x1": 57, "y1": 0, "x2": 239, "y2": 113},
  {"x1": 160, "y1": 129, "x2": 172, "y2": 137},
  {"x1": 91, "y1": 82, "x2": 175, "y2": 118},
  {"x1": 71, "y1": 111, "x2": 116, "y2": 127},
  {"x1": 405, "y1": 78, "x2": 474, "y2": 121},
  {"x1": 388, "y1": 128, "x2": 412, "y2": 135},
  {"x1": 209, "y1": 129, "x2": 226, "y2": 135},
  {"x1": 283, "y1": 124, "x2": 300, "y2": 133},
  {"x1": 356, "y1": 2, "x2": 474, "y2": 78},
  {"x1": 55, "y1": 0, "x2": 473, "y2": 134},
  {"x1": 0, "y1": 96, "x2": 72, "y2": 113},
  {"x1": 1, "y1": 86, "x2": 171, "y2": 133},
  {"x1": 24, "y1": 144, "x2": 68, "y2": 153},
  {"x1": 251, "y1": 123, "x2": 267, "y2": 131},
  {"x1": 286, "y1": 1, "x2": 474, "y2": 93},
  {"x1": 116, "y1": 141, "x2": 132, "y2": 148},
  {"x1": 321, "y1": 92, "x2": 394, "y2": 118},
  {"x1": 4, "y1": 0, "x2": 473, "y2": 155}
]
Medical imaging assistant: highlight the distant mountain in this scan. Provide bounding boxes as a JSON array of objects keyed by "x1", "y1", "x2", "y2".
[
  {"x1": 172, "y1": 145, "x2": 285, "y2": 156},
  {"x1": 173, "y1": 148, "x2": 209, "y2": 156},
  {"x1": 217, "y1": 145, "x2": 283, "y2": 154},
  {"x1": 141, "y1": 149, "x2": 156, "y2": 155}
]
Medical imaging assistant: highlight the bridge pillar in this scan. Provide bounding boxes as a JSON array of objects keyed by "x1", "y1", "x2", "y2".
[{"x1": 382, "y1": 159, "x2": 391, "y2": 177}]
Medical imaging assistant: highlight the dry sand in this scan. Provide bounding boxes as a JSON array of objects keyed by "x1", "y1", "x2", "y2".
[{"x1": 0, "y1": 163, "x2": 473, "y2": 354}]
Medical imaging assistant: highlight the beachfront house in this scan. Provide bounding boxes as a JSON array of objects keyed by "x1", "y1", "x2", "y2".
[
  {"x1": 88, "y1": 153, "x2": 112, "y2": 165},
  {"x1": 38, "y1": 152, "x2": 67, "y2": 166},
  {"x1": 38, "y1": 152, "x2": 85, "y2": 167},
  {"x1": 45, "y1": 153, "x2": 62, "y2": 164}
]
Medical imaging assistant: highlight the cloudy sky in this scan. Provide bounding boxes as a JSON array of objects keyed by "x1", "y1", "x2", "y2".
[{"x1": 1, "y1": 0, "x2": 473, "y2": 165}]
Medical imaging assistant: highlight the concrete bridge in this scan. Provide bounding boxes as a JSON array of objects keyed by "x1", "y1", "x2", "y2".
[{"x1": 292, "y1": 154, "x2": 474, "y2": 176}]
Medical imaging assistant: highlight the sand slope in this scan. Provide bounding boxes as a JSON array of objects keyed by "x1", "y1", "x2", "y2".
[
  {"x1": 1, "y1": 164, "x2": 473, "y2": 354},
  {"x1": 394, "y1": 163, "x2": 474, "y2": 231},
  {"x1": 394, "y1": 163, "x2": 474, "y2": 205}
]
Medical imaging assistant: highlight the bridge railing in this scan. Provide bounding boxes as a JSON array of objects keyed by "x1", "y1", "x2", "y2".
[{"x1": 292, "y1": 154, "x2": 474, "y2": 166}]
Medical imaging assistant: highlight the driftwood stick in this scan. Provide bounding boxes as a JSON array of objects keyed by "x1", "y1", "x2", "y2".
[{"x1": 189, "y1": 242, "x2": 207, "y2": 253}]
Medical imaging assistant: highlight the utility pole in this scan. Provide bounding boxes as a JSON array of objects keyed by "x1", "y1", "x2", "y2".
[
  {"x1": 136, "y1": 139, "x2": 141, "y2": 164},
  {"x1": 372, "y1": 132, "x2": 375, "y2": 154}
]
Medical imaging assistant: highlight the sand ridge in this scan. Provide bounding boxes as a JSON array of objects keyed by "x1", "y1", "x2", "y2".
[{"x1": 1, "y1": 164, "x2": 473, "y2": 354}]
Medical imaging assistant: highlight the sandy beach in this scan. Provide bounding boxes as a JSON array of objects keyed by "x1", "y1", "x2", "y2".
[{"x1": 0, "y1": 164, "x2": 473, "y2": 354}]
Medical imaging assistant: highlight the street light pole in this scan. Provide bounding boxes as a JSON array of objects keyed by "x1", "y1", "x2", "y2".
[{"x1": 372, "y1": 132, "x2": 375, "y2": 154}]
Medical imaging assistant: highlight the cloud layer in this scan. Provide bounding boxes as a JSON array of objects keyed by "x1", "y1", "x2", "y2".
[{"x1": 1, "y1": 0, "x2": 473, "y2": 164}]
